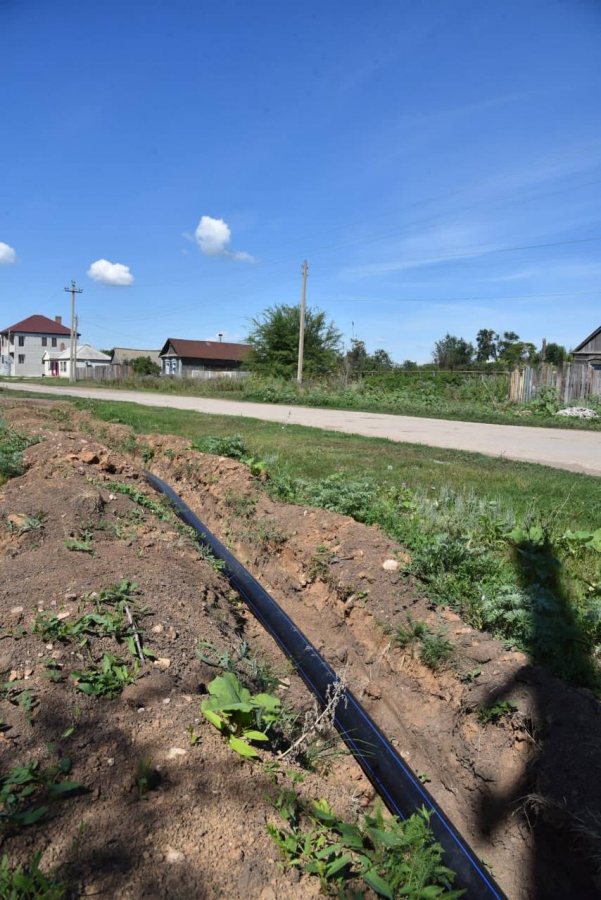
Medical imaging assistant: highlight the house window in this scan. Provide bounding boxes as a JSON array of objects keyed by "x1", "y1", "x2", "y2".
[
  {"x1": 18, "y1": 336, "x2": 25, "y2": 347},
  {"x1": 52, "y1": 338, "x2": 57, "y2": 348},
  {"x1": 18, "y1": 354, "x2": 25, "y2": 364},
  {"x1": 60, "y1": 361, "x2": 67, "y2": 372},
  {"x1": 42, "y1": 337, "x2": 47, "y2": 347}
]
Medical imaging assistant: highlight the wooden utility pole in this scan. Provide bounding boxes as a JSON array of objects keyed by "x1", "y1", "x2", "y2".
[
  {"x1": 64, "y1": 280, "x2": 83, "y2": 383},
  {"x1": 297, "y1": 260, "x2": 308, "y2": 384}
]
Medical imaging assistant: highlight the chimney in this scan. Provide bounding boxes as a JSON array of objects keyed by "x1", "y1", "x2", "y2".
[{"x1": 55, "y1": 316, "x2": 62, "y2": 325}]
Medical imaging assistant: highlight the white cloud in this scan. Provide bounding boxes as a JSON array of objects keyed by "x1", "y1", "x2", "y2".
[
  {"x1": 87, "y1": 259, "x2": 134, "y2": 286},
  {"x1": 0, "y1": 242, "x2": 17, "y2": 265},
  {"x1": 193, "y1": 216, "x2": 254, "y2": 262}
]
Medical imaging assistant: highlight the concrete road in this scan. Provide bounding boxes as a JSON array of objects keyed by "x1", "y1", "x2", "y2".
[{"x1": 2, "y1": 381, "x2": 600, "y2": 476}]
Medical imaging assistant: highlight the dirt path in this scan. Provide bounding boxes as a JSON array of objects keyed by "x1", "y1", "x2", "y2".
[{"x1": 3, "y1": 381, "x2": 601, "y2": 476}]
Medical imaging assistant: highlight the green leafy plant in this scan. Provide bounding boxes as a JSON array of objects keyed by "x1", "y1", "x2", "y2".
[
  {"x1": 0, "y1": 755, "x2": 83, "y2": 828},
  {"x1": 136, "y1": 757, "x2": 159, "y2": 800},
  {"x1": 191, "y1": 433, "x2": 248, "y2": 460},
  {"x1": 0, "y1": 851, "x2": 66, "y2": 899},
  {"x1": 268, "y1": 794, "x2": 463, "y2": 898},
  {"x1": 201, "y1": 672, "x2": 281, "y2": 758},
  {"x1": 63, "y1": 538, "x2": 94, "y2": 555},
  {"x1": 477, "y1": 701, "x2": 517, "y2": 725},
  {"x1": 70, "y1": 654, "x2": 137, "y2": 697},
  {"x1": 0, "y1": 423, "x2": 40, "y2": 484}
]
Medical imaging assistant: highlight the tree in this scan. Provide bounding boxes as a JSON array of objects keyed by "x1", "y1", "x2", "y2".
[
  {"x1": 370, "y1": 348, "x2": 394, "y2": 371},
  {"x1": 247, "y1": 304, "x2": 342, "y2": 378},
  {"x1": 345, "y1": 338, "x2": 368, "y2": 377},
  {"x1": 401, "y1": 359, "x2": 418, "y2": 370},
  {"x1": 432, "y1": 334, "x2": 474, "y2": 369},
  {"x1": 544, "y1": 342, "x2": 567, "y2": 366},
  {"x1": 475, "y1": 329, "x2": 499, "y2": 362},
  {"x1": 125, "y1": 356, "x2": 161, "y2": 376},
  {"x1": 497, "y1": 332, "x2": 536, "y2": 365}
]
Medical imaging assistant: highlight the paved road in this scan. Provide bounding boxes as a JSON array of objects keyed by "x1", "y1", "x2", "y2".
[{"x1": 2, "y1": 381, "x2": 600, "y2": 476}]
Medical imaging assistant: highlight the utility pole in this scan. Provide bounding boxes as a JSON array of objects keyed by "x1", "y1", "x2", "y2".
[
  {"x1": 64, "y1": 280, "x2": 83, "y2": 383},
  {"x1": 297, "y1": 260, "x2": 308, "y2": 385}
]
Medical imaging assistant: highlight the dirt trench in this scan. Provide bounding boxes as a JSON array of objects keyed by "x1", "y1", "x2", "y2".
[{"x1": 2, "y1": 398, "x2": 601, "y2": 899}]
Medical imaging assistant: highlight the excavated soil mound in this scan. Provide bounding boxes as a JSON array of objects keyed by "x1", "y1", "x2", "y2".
[{"x1": 1, "y1": 398, "x2": 601, "y2": 899}]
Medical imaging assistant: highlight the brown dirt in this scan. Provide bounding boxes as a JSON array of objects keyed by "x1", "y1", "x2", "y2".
[{"x1": 1, "y1": 398, "x2": 601, "y2": 900}]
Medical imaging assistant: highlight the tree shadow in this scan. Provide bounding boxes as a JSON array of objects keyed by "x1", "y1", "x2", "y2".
[{"x1": 476, "y1": 529, "x2": 601, "y2": 898}]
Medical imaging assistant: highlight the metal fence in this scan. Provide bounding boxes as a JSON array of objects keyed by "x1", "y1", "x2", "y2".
[{"x1": 509, "y1": 364, "x2": 601, "y2": 404}]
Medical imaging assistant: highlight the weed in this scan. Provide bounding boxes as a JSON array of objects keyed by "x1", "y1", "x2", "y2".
[
  {"x1": 477, "y1": 701, "x2": 518, "y2": 725},
  {"x1": 201, "y1": 672, "x2": 281, "y2": 759},
  {"x1": 268, "y1": 794, "x2": 463, "y2": 898},
  {"x1": 280, "y1": 675, "x2": 347, "y2": 768},
  {"x1": 306, "y1": 546, "x2": 333, "y2": 581},
  {"x1": 136, "y1": 758, "x2": 159, "y2": 800},
  {"x1": 186, "y1": 725, "x2": 201, "y2": 746},
  {"x1": 109, "y1": 482, "x2": 171, "y2": 521},
  {"x1": 420, "y1": 629, "x2": 455, "y2": 672},
  {"x1": 71, "y1": 653, "x2": 137, "y2": 697},
  {"x1": 0, "y1": 851, "x2": 66, "y2": 899},
  {"x1": 392, "y1": 615, "x2": 428, "y2": 652},
  {"x1": 63, "y1": 538, "x2": 94, "y2": 555},
  {"x1": 191, "y1": 433, "x2": 247, "y2": 460},
  {"x1": 224, "y1": 490, "x2": 256, "y2": 517},
  {"x1": 0, "y1": 754, "x2": 83, "y2": 828},
  {"x1": 0, "y1": 422, "x2": 40, "y2": 484}
]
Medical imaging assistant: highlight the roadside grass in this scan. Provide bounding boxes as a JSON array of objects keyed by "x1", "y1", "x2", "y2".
[
  {"x1": 69, "y1": 397, "x2": 601, "y2": 530},
  {"x1": 3, "y1": 375, "x2": 601, "y2": 430}
]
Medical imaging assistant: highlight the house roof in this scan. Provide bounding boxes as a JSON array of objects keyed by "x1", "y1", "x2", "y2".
[
  {"x1": 573, "y1": 325, "x2": 601, "y2": 353},
  {"x1": 56, "y1": 344, "x2": 111, "y2": 362},
  {"x1": 1, "y1": 314, "x2": 73, "y2": 336},
  {"x1": 159, "y1": 339, "x2": 251, "y2": 362},
  {"x1": 111, "y1": 347, "x2": 161, "y2": 364}
]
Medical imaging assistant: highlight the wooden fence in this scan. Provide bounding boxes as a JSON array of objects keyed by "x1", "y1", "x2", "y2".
[
  {"x1": 75, "y1": 364, "x2": 132, "y2": 381},
  {"x1": 509, "y1": 364, "x2": 601, "y2": 404}
]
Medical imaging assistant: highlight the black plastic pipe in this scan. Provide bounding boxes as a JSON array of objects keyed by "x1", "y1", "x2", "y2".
[{"x1": 144, "y1": 471, "x2": 509, "y2": 900}]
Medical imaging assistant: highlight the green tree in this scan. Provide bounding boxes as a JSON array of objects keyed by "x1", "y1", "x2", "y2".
[
  {"x1": 544, "y1": 342, "x2": 568, "y2": 365},
  {"x1": 125, "y1": 356, "x2": 161, "y2": 376},
  {"x1": 432, "y1": 334, "x2": 474, "y2": 369},
  {"x1": 401, "y1": 359, "x2": 418, "y2": 370},
  {"x1": 497, "y1": 332, "x2": 537, "y2": 365},
  {"x1": 370, "y1": 348, "x2": 394, "y2": 371},
  {"x1": 345, "y1": 338, "x2": 368, "y2": 377},
  {"x1": 475, "y1": 329, "x2": 499, "y2": 362},
  {"x1": 247, "y1": 304, "x2": 342, "y2": 378}
]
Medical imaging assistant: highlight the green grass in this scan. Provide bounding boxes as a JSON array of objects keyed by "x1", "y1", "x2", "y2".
[{"x1": 66, "y1": 396, "x2": 600, "y2": 530}]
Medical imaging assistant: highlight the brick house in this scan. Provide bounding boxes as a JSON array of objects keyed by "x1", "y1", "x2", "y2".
[{"x1": 0, "y1": 315, "x2": 77, "y2": 377}]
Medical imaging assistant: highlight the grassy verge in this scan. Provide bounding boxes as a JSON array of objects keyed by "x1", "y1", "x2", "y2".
[
  {"x1": 5, "y1": 393, "x2": 601, "y2": 688},
  {"x1": 3, "y1": 374, "x2": 601, "y2": 430}
]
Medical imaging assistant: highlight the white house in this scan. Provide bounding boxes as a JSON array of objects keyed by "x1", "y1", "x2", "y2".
[
  {"x1": 42, "y1": 344, "x2": 111, "y2": 378},
  {"x1": 0, "y1": 314, "x2": 75, "y2": 377}
]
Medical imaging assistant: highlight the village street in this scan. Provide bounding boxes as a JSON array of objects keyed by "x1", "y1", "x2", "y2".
[{"x1": 3, "y1": 381, "x2": 600, "y2": 476}]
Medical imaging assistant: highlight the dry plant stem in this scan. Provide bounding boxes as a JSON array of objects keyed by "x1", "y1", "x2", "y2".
[
  {"x1": 278, "y1": 673, "x2": 348, "y2": 761},
  {"x1": 124, "y1": 604, "x2": 145, "y2": 663}
]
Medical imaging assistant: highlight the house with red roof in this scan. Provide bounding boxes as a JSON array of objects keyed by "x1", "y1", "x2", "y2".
[
  {"x1": 158, "y1": 338, "x2": 251, "y2": 377},
  {"x1": 0, "y1": 315, "x2": 78, "y2": 377}
]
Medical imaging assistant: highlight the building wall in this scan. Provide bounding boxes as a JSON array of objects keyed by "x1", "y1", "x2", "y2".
[{"x1": 1, "y1": 333, "x2": 69, "y2": 377}]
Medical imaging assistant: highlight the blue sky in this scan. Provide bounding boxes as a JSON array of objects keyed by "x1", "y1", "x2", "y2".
[{"x1": 1, "y1": 0, "x2": 600, "y2": 362}]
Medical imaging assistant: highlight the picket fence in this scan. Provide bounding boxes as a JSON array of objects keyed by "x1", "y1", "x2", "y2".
[{"x1": 509, "y1": 363, "x2": 601, "y2": 404}]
